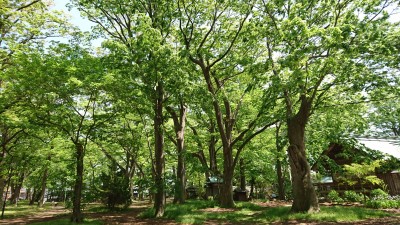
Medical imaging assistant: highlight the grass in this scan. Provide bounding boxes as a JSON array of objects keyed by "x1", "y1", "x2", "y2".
[
  {"x1": 140, "y1": 200, "x2": 397, "y2": 224},
  {"x1": 0, "y1": 200, "x2": 61, "y2": 219},
  {"x1": 30, "y1": 218, "x2": 103, "y2": 225}
]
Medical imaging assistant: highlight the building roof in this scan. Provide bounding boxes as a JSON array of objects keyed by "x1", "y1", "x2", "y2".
[{"x1": 356, "y1": 137, "x2": 400, "y2": 159}]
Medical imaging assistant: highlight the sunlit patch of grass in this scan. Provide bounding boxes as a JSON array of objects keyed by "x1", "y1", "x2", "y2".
[
  {"x1": 256, "y1": 206, "x2": 394, "y2": 223},
  {"x1": 1, "y1": 200, "x2": 62, "y2": 219},
  {"x1": 139, "y1": 200, "x2": 397, "y2": 224},
  {"x1": 30, "y1": 218, "x2": 103, "y2": 225}
]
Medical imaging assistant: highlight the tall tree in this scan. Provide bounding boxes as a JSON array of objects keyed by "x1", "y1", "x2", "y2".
[
  {"x1": 0, "y1": 0, "x2": 67, "y2": 208},
  {"x1": 259, "y1": 0, "x2": 397, "y2": 212},
  {"x1": 9, "y1": 44, "x2": 113, "y2": 222},
  {"x1": 178, "y1": 0, "x2": 277, "y2": 207},
  {"x1": 72, "y1": 0, "x2": 178, "y2": 217}
]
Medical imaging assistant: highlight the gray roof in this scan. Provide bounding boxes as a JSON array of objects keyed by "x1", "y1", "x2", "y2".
[{"x1": 356, "y1": 137, "x2": 400, "y2": 159}]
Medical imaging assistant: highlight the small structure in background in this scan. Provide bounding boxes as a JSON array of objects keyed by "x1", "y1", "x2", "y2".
[
  {"x1": 233, "y1": 187, "x2": 248, "y2": 201},
  {"x1": 205, "y1": 176, "x2": 223, "y2": 199},
  {"x1": 312, "y1": 137, "x2": 400, "y2": 197},
  {"x1": 186, "y1": 186, "x2": 198, "y2": 199}
]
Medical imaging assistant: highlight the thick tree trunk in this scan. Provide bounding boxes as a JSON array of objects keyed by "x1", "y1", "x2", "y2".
[
  {"x1": 169, "y1": 104, "x2": 187, "y2": 204},
  {"x1": 287, "y1": 116, "x2": 319, "y2": 213},
  {"x1": 220, "y1": 147, "x2": 234, "y2": 208},
  {"x1": 71, "y1": 143, "x2": 84, "y2": 223},
  {"x1": 174, "y1": 146, "x2": 186, "y2": 204},
  {"x1": 154, "y1": 82, "x2": 165, "y2": 218},
  {"x1": 38, "y1": 167, "x2": 49, "y2": 207}
]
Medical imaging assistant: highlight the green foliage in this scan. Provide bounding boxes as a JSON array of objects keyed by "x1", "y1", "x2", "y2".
[
  {"x1": 100, "y1": 170, "x2": 132, "y2": 210},
  {"x1": 342, "y1": 160, "x2": 384, "y2": 187},
  {"x1": 370, "y1": 189, "x2": 390, "y2": 200},
  {"x1": 365, "y1": 199, "x2": 400, "y2": 209},
  {"x1": 327, "y1": 190, "x2": 344, "y2": 203},
  {"x1": 343, "y1": 191, "x2": 363, "y2": 202}
]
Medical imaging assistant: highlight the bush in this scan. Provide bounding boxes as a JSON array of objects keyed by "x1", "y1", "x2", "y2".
[
  {"x1": 343, "y1": 191, "x2": 363, "y2": 202},
  {"x1": 327, "y1": 190, "x2": 344, "y2": 203},
  {"x1": 370, "y1": 189, "x2": 389, "y2": 200},
  {"x1": 365, "y1": 199, "x2": 400, "y2": 209}
]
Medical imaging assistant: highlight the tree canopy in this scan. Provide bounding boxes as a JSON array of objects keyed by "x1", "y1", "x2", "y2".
[{"x1": 1, "y1": 0, "x2": 399, "y2": 222}]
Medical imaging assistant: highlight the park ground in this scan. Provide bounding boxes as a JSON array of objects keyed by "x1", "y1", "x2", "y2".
[{"x1": 0, "y1": 200, "x2": 399, "y2": 225}]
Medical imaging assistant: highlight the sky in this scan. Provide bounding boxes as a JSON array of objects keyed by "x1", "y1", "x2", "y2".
[
  {"x1": 50, "y1": 0, "x2": 102, "y2": 47},
  {"x1": 51, "y1": 0, "x2": 93, "y2": 32}
]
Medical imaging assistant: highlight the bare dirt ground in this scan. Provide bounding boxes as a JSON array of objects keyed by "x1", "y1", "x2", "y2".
[{"x1": 0, "y1": 201, "x2": 399, "y2": 225}]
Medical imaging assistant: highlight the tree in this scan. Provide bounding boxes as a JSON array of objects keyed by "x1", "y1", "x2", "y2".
[
  {"x1": 0, "y1": 0, "x2": 70, "y2": 210},
  {"x1": 72, "y1": 0, "x2": 179, "y2": 217},
  {"x1": 258, "y1": 0, "x2": 397, "y2": 212},
  {"x1": 8, "y1": 44, "x2": 113, "y2": 222},
  {"x1": 178, "y1": 0, "x2": 277, "y2": 208}
]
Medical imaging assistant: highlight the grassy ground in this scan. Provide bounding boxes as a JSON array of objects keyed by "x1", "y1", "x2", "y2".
[
  {"x1": 1, "y1": 199, "x2": 398, "y2": 224},
  {"x1": 140, "y1": 200, "x2": 396, "y2": 224},
  {"x1": 0, "y1": 200, "x2": 56, "y2": 219},
  {"x1": 30, "y1": 218, "x2": 103, "y2": 225}
]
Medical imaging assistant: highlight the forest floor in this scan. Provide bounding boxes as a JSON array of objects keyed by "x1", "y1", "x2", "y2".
[{"x1": 0, "y1": 200, "x2": 399, "y2": 225}]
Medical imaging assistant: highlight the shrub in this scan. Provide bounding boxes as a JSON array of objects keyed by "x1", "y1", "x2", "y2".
[
  {"x1": 343, "y1": 191, "x2": 363, "y2": 202},
  {"x1": 327, "y1": 190, "x2": 344, "y2": 203},
  {"x1": 365, "y1": 199, "x2": 400, "y2": 209},
  {"x1": 370, "y1": 189, "x2": 389, "y2": 200}
]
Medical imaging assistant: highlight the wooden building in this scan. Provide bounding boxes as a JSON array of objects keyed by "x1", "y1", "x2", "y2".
[{"x1": 312, "y1": 138, "x2": 400, "y2": 196}]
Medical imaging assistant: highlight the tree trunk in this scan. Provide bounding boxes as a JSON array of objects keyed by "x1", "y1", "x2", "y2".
[
  {"x1": 26, "y1": 188, "x2": 31, "y2": 200},
  {"x1": 154, "y1": 82, "x2": 165, "y2": 218},
  {"x1": 239, "y1": 158, "x2": 246, "y2": 191},
  {"x1": 29, "y1": 188, "x2": 37, "y2": 205},
  {"x1": 71, "y1": 143, "x2": 84, "y2": 223},
  {"x1": 0, "y1": 177, "x2": 5, "y2": 208},
  {"x1": 208, "y1": 121, "x2": 218, "y2": 176},
  {"x1": 10, "y1": 173, "x2": 24, "y2": 205},
  {"x1": 276, "y1": 159, "x2": 286, "y2": 200},
  {"x1": 38, "y1": 166, "x2": 49, "y2": 207},
  {"x1": 287, "y1": 114, "x2": 319, "y2": 213},
  {"x1": 249, "y1": 176, "x2": 255, "y2": 199},
  {"x1": 169, "y1": 103, "x2": 187, "y2": 204},
  {"x1": 220, "y1": 146, "x2": 234, "y2": 208}
]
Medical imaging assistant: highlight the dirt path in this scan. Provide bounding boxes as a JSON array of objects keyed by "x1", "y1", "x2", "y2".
[{"x1": 84, "y1": 203, "x2": 177, "y2": 225}]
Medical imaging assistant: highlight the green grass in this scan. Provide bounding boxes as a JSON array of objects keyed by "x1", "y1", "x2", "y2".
[
  {"x1": 140, "y1": 200, "x2": 398, "y2": 224},
  {"x1": 0, "y1": 200, "x2": 61, "y2": 219},
  {"x1": 30, "y1": 218, "x2": 103, "y2": 225}
]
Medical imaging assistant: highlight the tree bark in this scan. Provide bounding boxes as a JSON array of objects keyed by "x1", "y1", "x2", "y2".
[
  {"x1": 239, "y1": 158, "x2": 246, "y2": 191},
  {"x1": 208, "y1": 121, "x2": 219, "y2": 176},
  {"x1": 169, "y1": 103, "x2": 187, "y2": 204},
  {"x1": 276, "y1": 159, "x2": 285, "y2": 200},
  {"x1": 38, "y1": 166, "x2": 49, "y2": 207},
  {"x1": 154, "y1": 82, "x2": 165, "y2": 218},
  {"x1": 0, "y1": 177, "x2": 5, "y2": 207},
  {"x1": 220, "y1": 146, "x2": 235, "y2": 208},
  {"x1": 249, "y1": 176, "x2": 255, "y2": 199},
  {"x1": 71, "y1": 143, "x2": 84, "y2": 223},
  {"x1": 286, "y1": 101, "x2": 319, "y2": 213},
  {"x1": 10, "y1": 173, "x2": 24, "y2": 205},
  {"x1": 29, "y1": 188, "x2": 37, "y2": 205}
]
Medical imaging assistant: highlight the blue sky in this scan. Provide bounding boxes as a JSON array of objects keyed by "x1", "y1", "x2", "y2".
[
  {"x1": 52, "y1": 0, "x2": 93, "y2": 32},
  {"x1": 50, "y1": 0, "x2": 103, "y2": 47}
]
